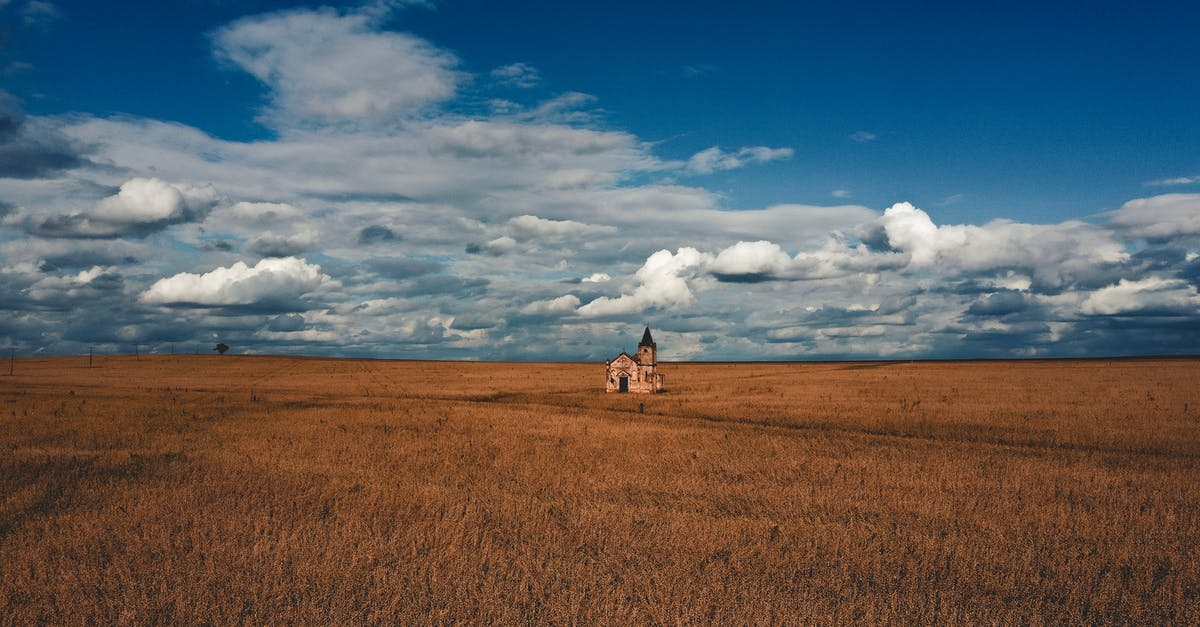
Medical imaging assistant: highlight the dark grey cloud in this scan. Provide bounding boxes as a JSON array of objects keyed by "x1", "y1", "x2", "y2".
[
  {"x1": 966, "y1": 290, "x2": 1030, "y2": 316},
  {"x1": 0, "y1": 264, "x2": 126, "y2": 313},
  {"x1": 446, "y1": 313, "x2": 498, "y2": 331},
  {"x1": 267, "y1": 314, "x2": 306, "y2": 332},
  {"x1": 359, "y1": 224, "x2": 400, "y2": 244},
  {"x1": 37, "y1": 253, "x2": 138, "y2": 272},
  {"x1": 247, "y1": 232, "x2": 315, "y2": 257},
  {"x1": 711, "y1": 272, "x2": 775, "y2": 284},
  {"x1": 0, "y1": 92, "x2": 90, "y2": 179},
  {"x1": 26, "y1": 213, "x2": 154, "y2": 239},
  {"x1": 22, "y1": 177, "x2": 219, "y2": 239}
]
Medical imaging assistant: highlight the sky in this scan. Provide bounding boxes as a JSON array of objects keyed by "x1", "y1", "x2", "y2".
[{"x1": 1, "y1": 0, "x2": 1199, "y2": 361}]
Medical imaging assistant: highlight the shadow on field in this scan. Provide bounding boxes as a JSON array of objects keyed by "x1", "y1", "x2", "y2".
[{"x1": 0, "y1": 452, "x2": 186, "y2": 539}]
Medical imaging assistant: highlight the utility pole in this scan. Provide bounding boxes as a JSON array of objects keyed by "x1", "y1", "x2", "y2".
[
  {"x1": 89, "y1": 346, "x2": 94, "y2": 368},
  {"x1": 7, "y1": 346, "x2": 13, "y2": 376},
  {"x1": 134, "y1": 344, "x2": 140, "y2": 361}
]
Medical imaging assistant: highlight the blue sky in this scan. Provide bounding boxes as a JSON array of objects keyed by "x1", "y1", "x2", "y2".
[{"x1": 2, "y1": 0, "x2": 1200, "y2": 359}]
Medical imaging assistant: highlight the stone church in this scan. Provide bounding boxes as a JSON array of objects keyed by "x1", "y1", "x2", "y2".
[{"x1": 605, "y1": 327, "x2": 666, "y2": 393}]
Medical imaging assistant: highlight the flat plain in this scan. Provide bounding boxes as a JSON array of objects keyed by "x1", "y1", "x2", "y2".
[{"x1": 1, "y1": 355, "x2": 1198, "y2": 624}]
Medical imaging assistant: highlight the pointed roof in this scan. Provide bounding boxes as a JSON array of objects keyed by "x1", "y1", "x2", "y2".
[{"x1": 639, "y1": 326, "x2": 655, "y2": 347}]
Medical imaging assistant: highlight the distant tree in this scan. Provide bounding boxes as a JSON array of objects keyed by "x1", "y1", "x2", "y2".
[{"x1": 214, "y1": 342, "x2": 229, "y2": 355}]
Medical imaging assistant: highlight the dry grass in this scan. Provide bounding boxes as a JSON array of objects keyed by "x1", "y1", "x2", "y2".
[{"x1": 2, "y1": 355, "x2": 1198, "y2": 624}]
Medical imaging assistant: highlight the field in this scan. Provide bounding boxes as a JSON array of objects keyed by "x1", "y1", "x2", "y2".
[{"x1": 2, "y1": 355, "x2": 1198, "y2": 624}]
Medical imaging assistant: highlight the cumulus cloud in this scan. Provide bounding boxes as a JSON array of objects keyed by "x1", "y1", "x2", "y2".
[
  {"x1": 710, "y1": 241, "x2": 793, "y2": 280},
  {"x1": 707, "y1": 237, "x2": 903, "y2": 283},
  {"x1": 140, "y1": 256, "x2": 329, "y2": 308},
  {"x1": 91, "y1": 178, "x2": 217, "y2": 223},
  {"x1": 869, "y1": 202, "x2": 1128, "y2": 288},
  {"x1": 849, "y1": 130, "x2": 877, "y2": 143},
  {"x1": 578, "y1": 247, "x2": 713, "y2": 316},
  {"x1": 877, "y1": 202, "x2": 940, "y2": 266},
  {"x1": 520, "y1": 294, "x2": 580, "y2": 316},
  {"x1": 212, "y1": 8, "x2": 462, "y2": 128},
  {"x1": 1108, "y1": 194, "x2": 1200, "y2": 240},
  {"x1": 686, "y1": 145, "x2": 793, "y2": 174},
  {"x1": 27, "y1": 178, "x2": 218, "y2": 238},
  {"x1": 1080, "y1": 277, "x2": 1200, "y2": 316},
  {"x1": 247, "y1": 229, "x2": 318, "y2": 257}
]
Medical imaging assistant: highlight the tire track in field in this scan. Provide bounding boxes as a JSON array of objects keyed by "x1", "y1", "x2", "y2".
[
  {"x1": 355, "y1": 358, "x2": 393, "y2": 397},
  {"x1": 408, "y1": 391, "x2": 1200, "y2": 462}
]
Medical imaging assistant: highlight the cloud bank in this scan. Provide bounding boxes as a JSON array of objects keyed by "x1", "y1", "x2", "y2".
[{"x1": 2, "y1": 4, "x2": 1199, "y2": 360}]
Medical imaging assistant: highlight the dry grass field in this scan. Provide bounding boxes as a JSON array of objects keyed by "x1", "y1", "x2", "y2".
[{"x1": 2, "y1": 355, "x2": 1198, "y2": 624}]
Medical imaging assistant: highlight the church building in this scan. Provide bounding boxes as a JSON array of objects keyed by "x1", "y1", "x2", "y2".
[{"x1": 605, "y1": 327, "x2": 666, "y2": 393}]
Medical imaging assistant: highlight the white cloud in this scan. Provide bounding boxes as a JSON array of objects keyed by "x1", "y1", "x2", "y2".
[
  {"x1": 1108, "y1": 193, "x2": 1200, "y2": 239},
  {"x1": 22, "y1": 177, "x2": 218, "y2": 238},
  {"x1": 710, "y1": 240, "x2": 793, "y2": 277},
  {"x1": 140, "y1": 256, "x2": 329, "y2": 307},
  {"x1": 212, "y1": 8, "x2": 461, "y2": 128},
  {"x1": 1081, "y1": 277, "x2": 1200, "y2": 316},
  {"x1": 520, "y1": 294, "x2": 580, "y2": 316},
  {"x1": 226, "y1": 201, "x2": 300, "y2": 222},
  {"x1": 879, "y1": 202, "x2": 939, "y2": 266},
  {"x1": 506, "y1": 214, "x2": 617, "y2": 241},
  {"x1": 426, "y1": 119, "x2": 635, "y2": 160},
  {"x1": 469, "y1": 236, "x2": 517, "y2": 256},
  {"x1": 247, "y1": 228, "x2": 319, "y2": 257},
  {"x1": 528, "y1": 92, "x2": 597, "y2": 120},
  {"x1": 90, "y1": 178, "x2": 217, "y2": 224},
  {"x1": 490, "y1": 62, "x2": 540, "y2": 88},
  {"x1": 849, "y1": 131, "x2": 877, "y2": 143},
  {"x1": 6, "y1": 3, "x2": 1199, "y2": 360},
  {"x1": 24, "y1": 265, "x2": 113, "y2": 302},
  {"x1": 578, "y1": 247, "x2": 713, "y2": 316},
  {"x1": 874, "y1": 201, "x2": 1129, "y2": 286},
  {"x1": 686, "y1": 145, "x2": 793, "y2": 174},
  {"x1": 1145, "y1": 175, "x2": 1200, "y2": 186},
  {"x1": 258, "y1": 328, "x2": 341, "y2": 342}
]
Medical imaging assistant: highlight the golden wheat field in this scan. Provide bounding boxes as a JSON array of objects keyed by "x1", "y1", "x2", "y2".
[{"x1": 1, "y1": 355, "x2": 1198, "y2": 624}]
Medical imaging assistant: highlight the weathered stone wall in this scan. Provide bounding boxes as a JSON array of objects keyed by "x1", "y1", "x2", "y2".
[{"x1": 605, "y1": 354, "x2": 665, "y2": 393}]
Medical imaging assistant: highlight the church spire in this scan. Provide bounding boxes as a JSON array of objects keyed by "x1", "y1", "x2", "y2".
[{"x1": 639, "y1": 326, "x2": 655, "y2": 347}]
